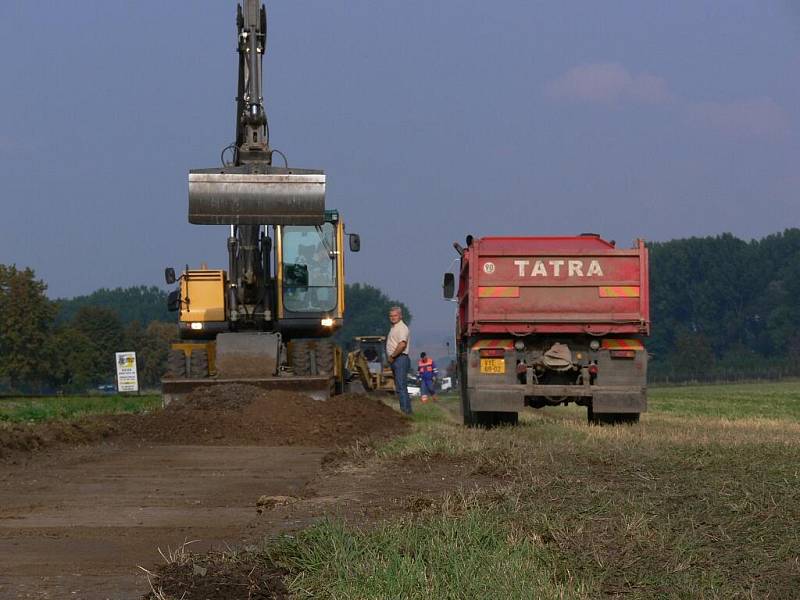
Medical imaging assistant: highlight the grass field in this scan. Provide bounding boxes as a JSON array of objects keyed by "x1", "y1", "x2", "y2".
[
  {"x1": 0, "y1": 394, "x2": 161, "y2": 423},
  {"x1": 261, "y1": 381, "x2": 800, "y2": 599}
]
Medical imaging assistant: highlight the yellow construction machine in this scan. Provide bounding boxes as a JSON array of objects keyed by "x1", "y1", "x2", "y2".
[
  {"x1": 345, "y1": 336, "x2": 396, "y2": 393},
  {"x1": 162, "y1": 1, "x2": 359, "y2": 402}
]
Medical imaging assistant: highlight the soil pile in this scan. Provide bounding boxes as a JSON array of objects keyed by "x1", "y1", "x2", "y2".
[
  {"x1": 144, "y1": 554, "x2": 288, "y2": 600},
  {"x1": 0, "y1": 419, "x2": 118, "y2": 457},
  {"x1": 120, "y1": 384, "x2": 408, "y2": 447},
  {"x1": 1, "y1": 386, "x2": 408, "y2": 458}
]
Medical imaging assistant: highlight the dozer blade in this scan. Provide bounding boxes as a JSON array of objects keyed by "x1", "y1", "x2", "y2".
[
  {"x1": 188, "y1": 166, "x2": 325, "y2": 225},
  {"x1": 161, "y1": 332, "x2": 331, "y2": 405},
  {"x1": 215, "y1": 332, "x2": 280, "y2": 379},
  {"x1": 161, "y1": 375, "x2": 331, "y2": 406}
]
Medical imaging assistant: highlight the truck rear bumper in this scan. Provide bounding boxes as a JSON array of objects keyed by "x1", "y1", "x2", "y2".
[{"x1": 468, "y1": 384, "x2": 646, "y2": 413}]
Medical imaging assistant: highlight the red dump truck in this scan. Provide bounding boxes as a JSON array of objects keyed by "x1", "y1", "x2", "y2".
[{"x1": 443, "y1": 234, "x2": 649, "y2": 426}]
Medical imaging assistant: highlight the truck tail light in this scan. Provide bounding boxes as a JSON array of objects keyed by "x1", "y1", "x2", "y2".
[
  {"x1": 610, "y1": 350, "x2": 636, "y2": 359},
  {"x1": 479, "y1": 348, "x2": 505, "y2": 358}
]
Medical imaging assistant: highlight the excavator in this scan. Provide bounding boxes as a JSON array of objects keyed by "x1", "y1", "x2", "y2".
[{"x1": 161, "y1": 1, "x2": 359, "y2": 403}]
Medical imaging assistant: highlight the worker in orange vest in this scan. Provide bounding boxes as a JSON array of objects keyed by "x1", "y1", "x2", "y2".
[{"x1": 417, "y1": 352, "x2": 439, "y2": 403}]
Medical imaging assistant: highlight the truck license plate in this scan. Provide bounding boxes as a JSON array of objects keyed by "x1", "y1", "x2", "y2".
[{"x1": 480, "y1": 358, "x2": 505, "y2": 374}]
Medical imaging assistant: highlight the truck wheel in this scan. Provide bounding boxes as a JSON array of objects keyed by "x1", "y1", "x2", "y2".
[
  {"x1": 290, "y1": 340, "x2": 312, "y2": 376},
  {"x1": 315, "y1": 341, "x2": 335, "y2": 376},
  {"x1": 166, "y1": 349, "x2": 187, "y2": 378},
  {"x1": 189, "y1": 349, "x2": 209, "y2": 378},
  {"x1": 495, "y1": 411, "x2": 519, "y2": 426},
  {"x1": 461, "y1": 390, "x2": 478, "y2": 426},
  {"x1": 473, "y1": 411, "x2": 518, "y2": 428},
  {"x1": 474, "y1": 411, "x2": 496, "y2": 428},
  {"x1": 589, "y1": 409, "x2": 640, "y2": 425}
]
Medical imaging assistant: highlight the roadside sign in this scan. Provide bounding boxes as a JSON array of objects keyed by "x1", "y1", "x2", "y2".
[{"x1": 115, "y1": 351, "x2": 139, "y2": 392}]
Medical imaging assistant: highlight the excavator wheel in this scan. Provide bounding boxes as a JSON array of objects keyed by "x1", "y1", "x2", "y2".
[
  {"x1": 290, "y1": 340, "x2": 312, "y2": 376},
  {"x1": 189, "y1": 349, "x2": 210, "y2": 378},
  {"x1": 315, "y1": 341, "x2": 335, "y2": 376},
  {"x1": 166, "y1": 349, "x2": 187, "y2": 378}
]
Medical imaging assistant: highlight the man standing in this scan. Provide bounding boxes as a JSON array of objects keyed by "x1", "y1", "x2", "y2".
[
  {"x1": 417, "y1": 352, "x2": 439, "y2": 403},
  {"x1": 387, "y1": 306, "x2": 412, "y2": 415}
]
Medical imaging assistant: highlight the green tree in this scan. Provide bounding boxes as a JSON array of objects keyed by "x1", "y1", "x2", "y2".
[
  {"x1": 334, "y1": 283, "x2": 412, "y2": 348},
  {"x1": 125, "y1": 320, "x2": 175, "y2": 387},
  {"x1": 44, "y1": 326, "x2": 97, "y2": 392},
  {"x1": 56, "y1": 285, "x2": 170, "y2": 326},
  {"x1": 69, "y1": 306, "x2": 125, "y2": 384},
  {"x1": 0, "y1": 265, "x2": 57, "y2": 390}
]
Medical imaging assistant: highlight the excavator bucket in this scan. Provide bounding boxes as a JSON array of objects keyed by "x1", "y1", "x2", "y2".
[
  {"x1": 188, "y1": 166, "x2": 325, "y2": 225},
  {"x1": 162, "y1": 333, "x2": 331, "y2": 405}
]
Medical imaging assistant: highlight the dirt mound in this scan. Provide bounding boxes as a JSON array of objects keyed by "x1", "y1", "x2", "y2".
[
  {"x1": 144, "y1": 553, "x2": 287, "y2": 600},
  {"x1": 1, "y1": 387, "x2": 408, "y2": 459},
  {"x1": 0, "y1": 419, "x2": 118, "y2": 459},
  {"x1": 118, "y1": 385, "x2": 407, "y2": 446}
]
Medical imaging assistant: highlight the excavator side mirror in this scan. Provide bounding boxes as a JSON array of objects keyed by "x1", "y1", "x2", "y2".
[
  {"x1": 165, "y1": 268, "x2": 176, "y2": 285},
  {"x1": 348, "y1": 233, "x2": 361, "y2": 252},
  {"x1": 167, "y1": 289, "x2": 180, "y2": 312},
  {"x1": 443, "y1": 273, "x2": 455, "y2": 299}
]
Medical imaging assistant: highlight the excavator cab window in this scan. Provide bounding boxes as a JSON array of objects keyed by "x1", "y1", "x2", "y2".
[{"x1": 281, "y1": 223, "x2": 337, "y2": 313}]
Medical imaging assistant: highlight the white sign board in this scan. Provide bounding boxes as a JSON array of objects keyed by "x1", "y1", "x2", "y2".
[{"x1": 115, "y1": 351, "x2": 139, "y2": 393}]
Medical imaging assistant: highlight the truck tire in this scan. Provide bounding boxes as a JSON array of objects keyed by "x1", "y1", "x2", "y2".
[
  {"x1": 290, "y1": 340, "x2": 312, "y2": 376},
  {"x1": 473, "y1": 411, "x2": 519, "y2": 428},
  {"x1": 315, "y1": 341, "x2": 335, "y2": 376},
  {"x1": 474, "y1": 411, "x2": 495, "y2": 428},
  {"x1": 189, "y1": 349, "x2": 209, "y2": 378},
  {"x1": 166, "y1": 349, "x2": 187, "y2": 378},
  {"x1": 495, "y1": 411, "x2": 519, "y2": 426},
  {"x1": 588, "y1": 407, "x2": 640, "y2": 425}
]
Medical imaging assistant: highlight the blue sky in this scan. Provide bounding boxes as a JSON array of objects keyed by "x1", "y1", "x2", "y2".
[{"x1": 1, "y1": 1, "x2": 798, "y2": 337}]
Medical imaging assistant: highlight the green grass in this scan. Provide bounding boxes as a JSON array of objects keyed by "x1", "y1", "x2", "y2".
[
  {"x1": 270, "y1": 508, "x2": 589, "y2": 599},
  {"x1": 269, "y1": 381, "x2": 800, "y2": 599},
  {"x1": 649, "y1": 380, "x2": 800, "y2": 420},
  {"x1": 0, "y1": 394, "x2": 161, "y2": 423}
]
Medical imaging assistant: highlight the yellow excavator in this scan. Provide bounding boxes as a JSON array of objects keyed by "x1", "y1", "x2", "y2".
[
  {"x1": 162, "y1": 1, "x2": 359, "y2": 403},
  {"x1": 345, "y1": 336, "x2": 396, "y2": 393}
]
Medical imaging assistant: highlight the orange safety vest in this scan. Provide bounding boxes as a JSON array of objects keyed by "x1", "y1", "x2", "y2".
[{"x1": 418, "y1": 358, "x2": 434, "y2": 375}]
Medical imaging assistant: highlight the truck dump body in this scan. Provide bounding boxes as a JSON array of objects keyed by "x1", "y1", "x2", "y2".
[
  {"x1": 460, "y1": 236, "x2": 649, "y2": 336},
  {"x1": 449, "y1": 235, "x2": 650, "y2": 426}
]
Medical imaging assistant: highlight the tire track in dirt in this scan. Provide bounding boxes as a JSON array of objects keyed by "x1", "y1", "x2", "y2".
[{"x1": 0, "y1": 387, "x2": 408, "y2": 599}]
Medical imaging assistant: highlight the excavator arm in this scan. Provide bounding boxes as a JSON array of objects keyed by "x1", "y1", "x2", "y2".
[{"x1": 187, "y1": 0, "x2": 325, "y2": 227}]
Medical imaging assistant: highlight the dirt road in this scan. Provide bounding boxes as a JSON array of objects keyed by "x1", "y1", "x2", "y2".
[
  {"x1": 0, "y1": 387, "x2": 407, "y2": 599},
  {"x1": 0, "y1": 444, "x2": 325, "y2": 599}
]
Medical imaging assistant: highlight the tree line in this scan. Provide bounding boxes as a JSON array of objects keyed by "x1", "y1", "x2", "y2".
[
  {"x1": 648, "y1": 228, "x2": 800, "y2": 382},
  {"x1": 0, "y1": 272, "x2": 174, "y2": 392},
  {"x1": 0, "y1": 273, "x2": 410, "y2": 393},
  {"x1": 2, "y1": 228, "x2": 797, "y2": 391}
]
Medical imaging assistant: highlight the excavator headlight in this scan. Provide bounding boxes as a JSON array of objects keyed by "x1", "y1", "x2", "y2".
[
  {"x1": 320, "y1": 318, "x2": 334, "y2": 327},
  {"x1": 190, "y1": 322, "x2": 204, "y2": 330}
]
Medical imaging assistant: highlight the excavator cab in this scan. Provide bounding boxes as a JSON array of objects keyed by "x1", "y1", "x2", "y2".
[{"x1": 277, "y1": 210, "x2": 348, "y2": 335}]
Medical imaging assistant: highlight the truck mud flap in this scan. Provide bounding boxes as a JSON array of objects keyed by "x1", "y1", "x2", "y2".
[
  {"x1": 468, "y1": 387, "x2": 524, "y2": 412},
  {"x1": 161, "y1": 375, "x2": 331, "y2": 406},
  {"x1": 591, "y1": 390, "x2": 647, "y2": 413}
]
